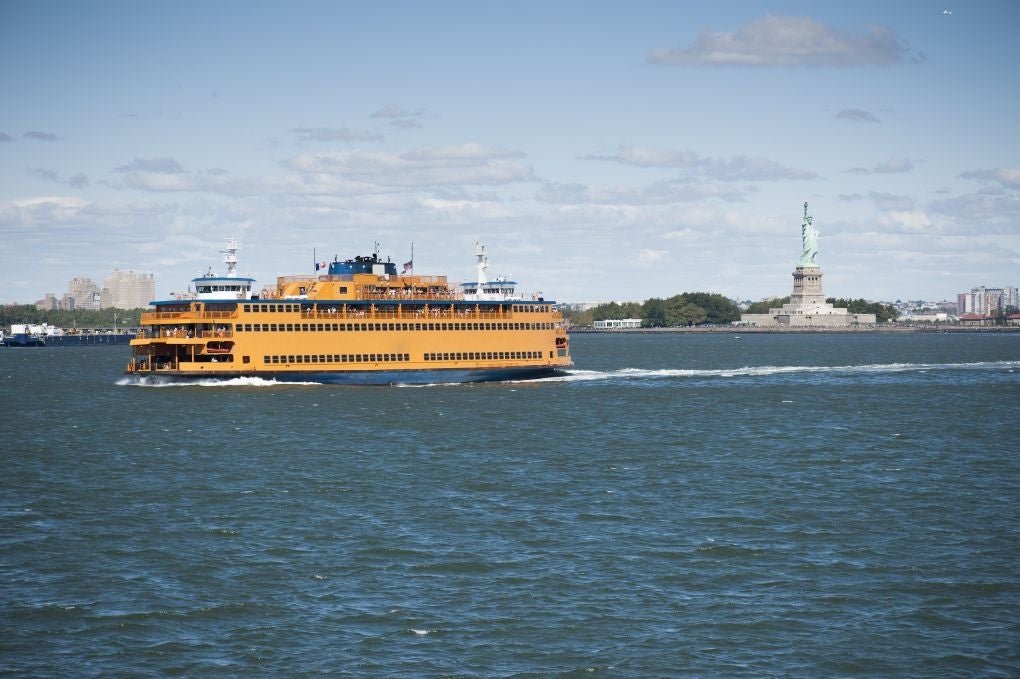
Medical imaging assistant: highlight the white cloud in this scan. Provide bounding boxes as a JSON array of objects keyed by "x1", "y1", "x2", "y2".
[
  {"x1": 869, "y1": 191, "x2": 916, "y2": 211},
  {"x1": 535, "y1": 179, "x2": 747, "y2": 205},
  {"x1": 836, "y1": 108, "x2": 880, "y2": 123},
  {"x1": 638, "y1": 249, "x2": 667, "y2": 264},
  {"x1": 114, "y1": 157, "x2": 187, "y2": 174},
  {"x1": 960, "y1": 168, "x2": 1020, "y2": 189},
  {"x1": 284, "y1": 143, "x2": 534, "y2": 187},
  {"x1": 878, "y1": 209, "x2": 932, "y2": 232},
  {"x1": 291, "y1": 127, "x2": 383, "y2": 142},
  {"x1": 873, "y1": 158, "x2": 913, "y2": 173},
  {"x1": 649, "y1": 15, "x2": 923, "y2": 68},
  {"x1": 584, "y1": 145, "x2": 816, "y2": 180}
]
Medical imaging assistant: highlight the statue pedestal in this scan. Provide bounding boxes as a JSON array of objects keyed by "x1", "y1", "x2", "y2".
[
  {"x1": 740, "y1": 265, "x2": 877, "y2": 327},
  {"x1": 790, "y1": 266, "x2": 827, "y2": 309}
]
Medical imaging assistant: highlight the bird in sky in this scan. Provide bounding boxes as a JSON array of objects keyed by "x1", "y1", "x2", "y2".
[{"x1": 943, "y1": 9, "x2": 952, "y2": 14}]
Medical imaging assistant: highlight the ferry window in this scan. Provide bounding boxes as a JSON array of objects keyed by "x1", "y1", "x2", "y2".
[
  {"x1": 310, "y1": 355, "x2": 318, "y2": 363},
  {"x1": 270, "y1": 324, "x2": 277, "y2": 332},
  {"x1": 264, "y1": 355, "x2": 270, "y2": 363},
  {"x1": 339, "y1": 287, "x2": 348, "y2": 293}
]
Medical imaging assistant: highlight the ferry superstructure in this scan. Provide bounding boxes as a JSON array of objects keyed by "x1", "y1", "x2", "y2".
[{"x1": 124, "y1": 240, "x2": 572, "y2": 384}]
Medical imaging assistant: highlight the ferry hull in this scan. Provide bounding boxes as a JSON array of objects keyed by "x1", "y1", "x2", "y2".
[{"x1": 124, "y1": 365, "x2": 563, "y2": 386}]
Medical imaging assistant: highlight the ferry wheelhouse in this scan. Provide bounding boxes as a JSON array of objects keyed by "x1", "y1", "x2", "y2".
[{"x1": 125, "y1": 240, "x2": 572, "y2": 384}]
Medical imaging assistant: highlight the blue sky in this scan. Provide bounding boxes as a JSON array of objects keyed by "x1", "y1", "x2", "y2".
[{"x1": 2, "y1": 0, "x2": 1017, "y2": 305}]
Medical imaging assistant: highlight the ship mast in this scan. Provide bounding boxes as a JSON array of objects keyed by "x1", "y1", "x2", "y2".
[
  {"x1": 474, "y1": 242, "x2": 488, "y2": 288},
  {"x1": 221, "y1": 237, "x2": 240, "y2": 278}
]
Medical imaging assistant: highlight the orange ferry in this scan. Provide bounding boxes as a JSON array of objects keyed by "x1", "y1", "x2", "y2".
[{"x1": 125, "y1": 240, "x2": 572, "y2": 385}]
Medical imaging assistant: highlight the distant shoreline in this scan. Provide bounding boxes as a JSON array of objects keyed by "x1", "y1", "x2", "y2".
[{"x1": 568, "y1": 325, "x2": 1020, "y2": 334}]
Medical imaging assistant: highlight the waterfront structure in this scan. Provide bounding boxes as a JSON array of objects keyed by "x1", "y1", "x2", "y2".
[
  {"x1": 740, "y1": 203, "x2": 877, "y2": 328},
  {"x1": 125, "y1": 241, "x2": 572, "y2": 385},
  {"x1": 593, "y1": 318, "x2": 642, "y2": 329}
]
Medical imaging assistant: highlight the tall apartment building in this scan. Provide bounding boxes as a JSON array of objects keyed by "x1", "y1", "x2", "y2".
[
  {"x1": 957, "y1": 286, "x2": 1019, "y2": 315},
  {"x1": 67, "y1": 277, "x2": 103, "y2": 310},
  {"x1": 104, "y1": 269, "x2": 156, "y2": 309}
]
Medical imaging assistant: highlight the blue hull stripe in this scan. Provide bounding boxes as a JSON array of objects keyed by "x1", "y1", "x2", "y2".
[{"x1": 128, "y1": 366, "x2": 559, "y2": 385}]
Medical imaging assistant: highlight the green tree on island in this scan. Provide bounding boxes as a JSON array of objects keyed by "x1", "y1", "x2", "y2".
[
  {"x1": 0, "y1": 305, "x2": 145, "y2": 330},
  {"x1": 569, "y1": 292, "x2": 741, "y2": 328}
]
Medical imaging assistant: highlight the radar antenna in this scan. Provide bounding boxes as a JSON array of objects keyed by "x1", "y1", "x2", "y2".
[{"x1": 221, "y1": 237, "x2": 241, "y2": 278}]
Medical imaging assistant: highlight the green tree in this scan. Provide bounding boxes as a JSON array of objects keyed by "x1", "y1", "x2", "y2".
[
  {"x1": 827, "y1": 298, "x2": 898, "y2": 322},
  {"x1": 680, "y1": 292, "x2": 740, "y2": 324},
  {"x1": 0, "y1": 305, "x2": 145, "y2": 330},
  {"x1": 744, "y1": 297, "x2": 788, "y2": 314},
  {"x1": 642, "y1": 298, "x2": 666, "y2": 327},
  {"x1": 591, "y1": 302, "x2": 624, "y2": 322}
]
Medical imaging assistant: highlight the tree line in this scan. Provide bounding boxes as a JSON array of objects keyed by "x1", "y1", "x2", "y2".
[
  {"x1": 0, "y1": 305, "x2": 144, "y2": 329},
  {"x1": 743, "y1": 297, "x2": 898, "y2": 323},
  {"x1": 564, "y1": 294, "x2": 901, "y2": 327},
  {"x1": 563, "y1": 293, "x2": 742, "y2": 327}
]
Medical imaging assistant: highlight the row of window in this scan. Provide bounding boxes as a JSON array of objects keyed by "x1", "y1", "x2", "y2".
[
  {"x1": 264, "y1": 353, "x2": 411, "y2": 365},
  {"x1": 260, "y1": 351, "x2": 544, "y2": 365},
  {"x1": 424, "y1": 351, "x2": 544, "y2": 362},
  {"x1": 237, "y1": 321, "x2": 553, "y2": 332},
  {"x1": 242, "y1": 303, "x2": 550, "y2": 314}
]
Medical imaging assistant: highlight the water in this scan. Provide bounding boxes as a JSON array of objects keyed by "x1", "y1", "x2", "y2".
[{"x1": 2, "y1": 333, "x2": 1019, "y2": 677}]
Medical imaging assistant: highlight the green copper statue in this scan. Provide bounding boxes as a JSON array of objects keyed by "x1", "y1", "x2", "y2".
[{"x1": 798, "y1": 201, "x2": 819, "y2": 267}]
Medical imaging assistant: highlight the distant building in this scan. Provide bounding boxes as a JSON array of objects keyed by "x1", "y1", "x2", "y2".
[
  {"x1": 67, "y1": 277, "x2": 103, "y2": 310},
  {"x1": 104, "y1": 269, "x2": 156, "y2": 309},
  {"x1": 34, "y1": 293, "x2": 60, "y2": 311},
  {"x1": 593, "y1": 318, "x2": 642, "y2": 329},
  {"x1": 959, "y1": 313, "x2": 995, "y2": 326},
  {"x1": 562, "y1": 302, "x2": 605, "y2": 312},
  {"x1": 898, "y1": 312, "x2": 951, "y2": 323},
  {"x1": 957, "y1": 286, "x2": 1018, "y2": 316}
]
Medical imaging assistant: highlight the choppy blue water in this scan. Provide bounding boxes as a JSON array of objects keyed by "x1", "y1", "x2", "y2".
[{"x1": 2, "y1": 333, "x2": 1019, "y2": 677}]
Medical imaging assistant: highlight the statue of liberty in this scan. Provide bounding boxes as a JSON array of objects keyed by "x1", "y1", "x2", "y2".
[{"x1": 798, "y1": 201, "x2": 819, "y2": 266}]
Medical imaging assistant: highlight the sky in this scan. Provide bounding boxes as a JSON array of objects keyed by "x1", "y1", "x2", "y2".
[{"x1": 1, "y1": 0, "x2": 1018, "y2": 305}]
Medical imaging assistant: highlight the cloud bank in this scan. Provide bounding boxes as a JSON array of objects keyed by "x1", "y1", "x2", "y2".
[{"x1": 649, "y1": 16, "x2": 924, "y2": 68}]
